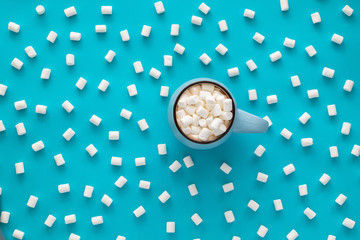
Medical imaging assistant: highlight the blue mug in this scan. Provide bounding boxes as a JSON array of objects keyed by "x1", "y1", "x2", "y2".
[{"x1": 168, "y1": 78, "x2": 269, "y2": 149}]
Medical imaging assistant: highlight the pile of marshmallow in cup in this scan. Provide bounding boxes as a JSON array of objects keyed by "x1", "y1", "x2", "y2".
[{"x1": 2, "y1": 1, "x2": 360, "y2": 240}]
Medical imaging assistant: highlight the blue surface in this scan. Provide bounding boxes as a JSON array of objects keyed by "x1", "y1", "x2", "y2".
[{"x1": 0, "y1": 0, "x2": 359, "y2": 239}]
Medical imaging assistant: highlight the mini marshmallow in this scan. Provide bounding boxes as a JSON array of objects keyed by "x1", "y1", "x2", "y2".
[
  {"x1": 120, "y1": 30, "x2": 130, "y2": 41},
  {"x1": 274, "y1": 199, "x2": 283, "y2": 211},
  {"x1": 109, "y1": 131, "x2": 119, "y2": 140},
  {"x1": 287, "y1": 229, "x2": 299, "y2": 240},
  {"x1": 105, "y1": 50, "x2": 116, "y2": 63},
  {"x1": 65, "y1": 214, "x2": 76, "y2": 224},
  {"x1": 127, "y1": 84, "x2": 138, "y2": 96},
  {"x1": 253, "y1": 32, "x2": 265, "y2": 44},
  {"x1": 64, "y1": 6, "x2": 77, "y2": 17},
  {"x1": 335, "y1": 194, "x2": 347, "y2": 206},
  {"x1": 101, "y1": 6, "x2": 112, "y2": 15},
  {"x1": 270, "y1": 51, "x2": 282, "y2": 62},
  {"x1": 182, "y1": 156, "x2": 194, "y2": 168},
  {"x1": 15, "y1": 123, "x2": 26, "y2": 136},
  {"x1": 32, "y1": 140, "x2": 45, "y2": 152},
  {"x1": 120, "y1": 109, "x2": 132, "y2": 120},
  {"x1": 328, "y1": 235, "x2": 336, "y2": 240},
  {"x1": 164, "y1": 55, "x2": 173, "y2": 67},
  {"x1": 160, "y1": 86, "x2": 169, "y2": 97},
  {"x1": 341, "y1": 122, "x2": 351, "y2": 135},
  {"x1": 158, "y1": 144, "x2": 167, "y2": 155},
  {"x1": 307, "y1": 89, "x2": 319, "y2": 99},
  {"x1": 27, "y1": 195, "x2": 38, "y2": 208},
  {"x1": 305, "y1": 45, "x2": 317, "y2": 57},
  {"x1": 139, "y1": 180, "x2": 150, "y2": 189},
  {"x1": 84, "y1": 185, "x2": 94, "y2": 198},
  {"x1": 8, "y1": 22, "x2": 20, "y2": 33},
  {"x1": 342, "y1": 5, "x2": 353, "y2": 17},
  {"x1": 63, "y1": 128, "x2": 75, "y2": 141},
  {"x1": 304, "y1": 207, "x2": 316, "y2": 219},
  {"x1": 327, "y1": 104, "x2": 337, "y2": 116},
  {"x1": 248, "y1": 200, "x2": 259, "y2": 212},
  {"x1": 192, "y1": 16, "x2": 203, "y2": 26},
  {"x1": 47, "y1": 31, "x2": 58, "y2": 43},
  {"x1": 174, "y1": 43, "x2": 185, "y2": 55},
  {"x1": 70, "y1": 32, "x2": 81, "y2": 41},
  {"x1": 319, "y1": 173, "x2": 331, "y2": 185},
  {"x1": 90, "y1": 115, "x2": 102, "y2": 126},
  {"x1": 98, "y1": 79, "x2": 110, "y2": 92},
  {"x1": 111, "y1": 157, "x2": 122, "y2": 166},
  {"x1": 11, "y1": 58, "x2": 23, "y2": 70},
  {"x1": 154, "y1": 1, "x2": 165, "y2": 14},
  {"x1": 1, "y1": 211, "x2": 10, "y2": 223},
  {"x1": 150, "y1": 68, "x2": 161, "y2": 79},
  {"x1": 299, "y1": 112, "x2": 311, "y2": 124},
  {"x1": 284, "y1": 37, "x2": 295, "y2": 48},
  {"x1": 224, "y1": 210, "x2": 235, "y2": 223},
  {"x1": 199, "y1": 128, "x2": 212, "y2": 141},
  {"x1": 35, "y1": 107, "x2": 47, "y2": 121},
  {"x1": 86, "y1": 144, "x2": 98, "y2": 157},
  {"x1": 44, "y1": 215, "x2": 56, "y2": 227},
  {"x1": 14, "y1": 100, "x2": 27, "y2": 110},
  {"x1": 54, "y1": 154, "x2": 65, "y2": 166},
  {"x1": 115, "y1": 176, "x2": 127, "y2": 188},
  {"x1": 166, "y1": 222, "x2": 175, "y2": 233},
  {"x1": 220, "y1": 162, "x2": 232, "y2": 174},
  {"x1": 15, "y1": 162, "x2": 24, "y2": 174},
  {"x1": 141, "y1": 25, "x2": 152, "y2": 37},
  {"x1": 69, "y1": 233, "x2": 80, "y2": 240},
  {"x1": 254, "y1": 145, "x2": 265, "y2": 157},
  {"x1": 311, "y1": 12, "x2": 321, "y2": 24},
  {"x1": 199, "y1": 53, "x2": 212, "y2": 65},
  {"x1": 246, "y1": 59, "x2": 257, "y2": 71},
  {"x1": 215, "y1": 43, "x2": 228, "y2": 55},
  {"x1": 322, "y1": 67, "x2": 335, "y2": 78},
  {"x1": 66, "y1": 54, "x2": 75, "y2": 66},
  {"x1": 330, "y1": 146, "x2": 338, "y2": 158},
  {"x1": 218, "y1": 20, "x2": 228, "y2": 32},
  {"x1": 223, "y1": 182, "x2": 234, "y2": 193},
  {"x1": 101, "y1": 194, "x2": 113, "y2": 207},
  {"x1": 138, "y1": 119, "x2": 149, "y2": 131},
  {"x1": 283, "y1": 163, "x2": 295, "y2": 175},
  {"x1": 159, "y1": 191, "x2": 171, "y2": 203},
  {"x1": 12, "y1": 230, "x2": 24, "y2": 240},
  {"x1": 95, "y1": 25, "x2": 107, "y2": 33},
  {"x1": 58, "y1": 183, "x2": 70, "y2": 193},
  {"x1": 170, "y1": 24, "x2": 179, "y2": 36},
  {"x1": 133, "y1": 206, "x2": 145, "y2": 217},
  {"x1": 248, "y1": 89, "x2": 257, "y2": 101},
  {"x1": 267, "y1": 95, "x2": 278, "y2": 104},
  {"x1": 133, "y1": 61, "x2": 144, "y2": 73},
  {"x1": 169, "y1": 160, "x2": 181, "y2": 172},
  {"x1": 0, "y1": 84, "x2": 7, "y2": 96},
  {"x1": 40, "y1": 68, "x2": 51, "y2": 79},
  {"x1": 244, "y1": 9, "x2": 255, "y2": 19},
  {"x1": 263, "y1": 116, "x2": 272, "y2": 127},
  {"x1": 25, "y1": 46, "x2": 37, "y2": 58},
  {"x1": 281, "y1": 128, "x2": 292, "y2": 140},
  {"x1": 188, "y1": 184, "x2": 198, "y2": 196},
  {"x1": 343, "y1": 218, "x2": 355, "y2": 229},
  {"x1": 199, "y1": 3, "x2": 210, "y2": 14},
  {"x1": 299, "y1": 184, "x2": 308, "y2": 196},
  {"x1": 134, "y1": 158, "x2": 146, "y2": 167},
  {"x1": 343, "y1": 80, "x2": 354, "y2": 92},
  {"x1": 191, "y1": 213, "x2": 202, "y2": 226},
  {"x1": 76, "y1": 77, "x2": 87, "y2": 90},
  {"x1": 331, "y1": 34, "x2": 343, "y2": 45},
  {"x1": 92, "y1": 216, "x2": 103, "y2": 225},
  {"x1": 257, "y1": 172, "x2": 268, "y2": 183},
  {"x1": 301, "y1": 138, "x2": 313, "y2": 147},
  {"x1": 351, "y1": 144, "x2": 360, "y2": 157},
  {"x1": 257, "y1": 225, "x2": 268, "y2": 238},
  {"x1": 291, "y1": 75, "x2": 301, "y2": 87},
  {"x1": 228, "y1": 67, "x2": 239, "y2": 77},
  {"x1": 116, "y1": 236, "x2": 126, "y2": 240},
  {"x1": 280, "y1": 0, "x2": 289, "y2": 11}
]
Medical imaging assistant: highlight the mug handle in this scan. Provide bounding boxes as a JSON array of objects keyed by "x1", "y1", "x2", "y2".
[{"x1": 232, "y1": 109, "x2": 269, "y2": 133}]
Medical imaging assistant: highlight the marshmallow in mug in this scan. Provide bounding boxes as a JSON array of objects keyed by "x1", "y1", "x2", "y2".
[{"x1": 175, "y1": 83, "x2": 234, "y2": 142}]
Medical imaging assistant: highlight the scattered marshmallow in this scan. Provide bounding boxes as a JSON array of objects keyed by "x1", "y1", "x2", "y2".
[
  {"x1": 32, "y1": 140, "x2": 45, "y2": 152},
  {"x1": 269, "y1": 51, "x2": 282, "y2": 62},
  {"x1": 101, "y1": 194, "x2": 113, "y2": 207},
  {"x1": 253, "y1": 32, "x2": 265, "y2": 44},
  {"x1": 291, "y1": 75, "x2": 301, "y2": 87},
  {"x1": 343, "y1": 80, "x2": 354, "y2": 92},
  {"x1": 307, "y1": 89, "x2": 319, "y2": 99},
  {"x1": 341, "y1": 122, "x2": 351, "y2": 135},
  {"x1": 305, "y1": 45, "x2": 317, "y2": 57},
  {"x1": 101, "y1": 6, "x2": 112, "y2": 15},
  {"x1": 120, "y1": 30, "x2": 130, "y2": 41},
  {"x1": 283, "y1": 163, "x2": 295, "y2": 175},
  {"x1": 267, "y1": 95, "x2": 278, "y2": 104},
  {"x1": 169, "y1": 160, "x2": 181, "y2": 172},
  {"x1": 284, "y1": 37, "x2": 295, "y2": 48},
  {"x1": 12, "y1": 230, "x2": 24, "y2": 240},
  {"x1": 105, "y1": 50, "x2": 116, "y2": 63},
  {"x1": 329, "y1": 146, "x2": 339, "y2": 158},
  {"x1": 90, "y1": 115, "x2": 102, "y2": 126},
  {"x1": 299, "y1": 112, "x2": 311, "y2": 124},
  {"x1": 127, "y1": 84, "x2": 138, "y2": 97},
  {"x1": 257, "y1": 172, "x2": 268, "y2": 183},
  {"x1": 246, "y1": 59, "x2": 257, "y2": 71},
  {"x1": 301, "y1": 138, "x2": 313, "y2": 147},
  {"x1": 40, "y1": 68, "x2": 51, "y2": 79},
  {"x1": 64, "y1": 6, "x2": 77, "y2": 17},
  {"x1": 141, "y1": 25, "x2": 152, "y2": 37},
  {"x1": 228, "y1": 67, "x2": 239, "y2": 77},
  {"x1": 280, "y1": 128, "x2": 293, "y2": 140},
  {"x1": 274, "y1": 199, "x2": 283, "y2": 211},
  {"x1": 65, "y1": 214, "x2": 76, "y2": 224},
  {"x1": 215, "y1": 44, "x2": 228, "y2": 55},
  {"x1": 0, "y1": 211, "x2": 10, "y2": 224},
  {"x1": 335, "y1": 194, "x2": 347, "y2": 206},
  {"x1": 160, "y1": 86, "x2": 169, "y2": 97},
  {"x1": 166, "y1": 222, "x2": 175, "y2": 233},
  {"x1": 14, "y1": 100, "x2": 27, "y2": 110},
  {"x1": 8, "y1": 22, "x2": 20, "y2": 33},
  {"x1": 248, "y1": 89, "x2": 257, "y2": 101},
  {"x1": 224, "y1": 210, "x2": 235, "y2": 223},
  {"x1": 331, "y1": 33, "x2": 344, "y2": 45},
  {"x1": 322, "y1": 67, "x2": 335, "y2": 78},
  {"x1": 222, "y1": 182, "x2": 234, "y2": 193},
  {"x1": 174, "y1": 43, "x2": 185, "y2": 55},
  {"x1": 280, "y1": 0, "x2": 289, "y2": 11},
  {"x1": 84, "y1": 185, "x2": 94, "y2": 198},
  {"x1": 0, "y1": 84, "x2": 7, "y2": 96},
  {"x1": 27, "y1": 195, "x2": 38, "y2": 208},
  {"x1": 244, "y1": 9, "x2": 255, "y2": 19},
  {"x1": 158, "y1": 144, "x2": 167, "y2": 155},
  {"x1": 91, "y1": 216, "x2": 103, "y2": 225},
  {"x1": 138, "y1": 119, "x2": 149, "y2": 131},
  {"x1": 188, "y1": 184, "x2": 198, "y2": 196},
  {"x1": 199, "y1": 3, "x2": 210, "y2": 14},
  {"x1": 76, "y1": 77, "x2": 87, "y2": 90},
  {"x1": 164, "y1": 55, "x2": 173, "y2": 67},
  {"x1": 183, "y1": 156, "x2": 194, "y2": 168},
  {"x1": 319, "y1": 173, "x2": 331, "y2": 185},
  {"x1": 109, "y1": 131, "x2": 119, "y2": 140},
  {"x1": 257, "y1": 225, "x2": 268, "y2": 238},
  {"x1": 70, "y1": 32, "x2": 81, "y2": 41},
  {"x1": 133, "y1": 206, "x2": 146, "y2": 217},
  {"x1": 11, "y1": 58, "x2": 23, "y2": 70},
  {"x1": 351, "y1": 144, "x2": 360, "y2": 157},
  {"x1": 95, "y1": 25, "x2": 107, "y2": 33},
  {"x1": 44, "y1": 215, "x2": 56, "y2": 227},
  {"x1": 58, "y1": 183, "x2": 70, "y2": 193},
  {"x1": 298, "y1": 184, "x2": 308, "y2": 196},
  {"x1": 120, "y1": 109, "x2": 132, "y2": 120},
  {"x1": 85, "y1": 144, "x2": 98, "y2": 157},
  {"x1": 327, "y1": 104, "x2": 337, "y2": 116},
  {"x1": 154, "y1": 1, "x2": 165, "y2": 14},
  {"x1": 170, "y1": 24, "x2": 179, "y2": 36},
  {"x1": 218, "y1": 20, "x2": 228, "y2": 32},
  {"x1": 111, "y1": 157, "x2": 122, "y2": 166},
  {"x1": 25, "y1": 46, "x2": 37, "y2": 58},
  {"x1": 220, "y1": 162, "x2": 232, "y2": 174},
  {"x1": 66, "y1": 54, "x2": 75, "y2": 66},
  {"x1": 115, "y1": 176, "x2": 127, "y2": 188},
  {"x1": 342, "y1": 218, "x2": 355, "y2": 229},
  {"x1": 199, "y1": 53, "x2": 211, "y2": 65},
  {"x1": 15, "y1": 123, "x2": 26, "y2": 136},
  {"x1": 342, "y1": 5, "x2": 353, "y2": 17},
  {"x1": 287, "y1": 229, "x2": 299, "y2": 240},
  {"x1": 133, "y1": 61, "x2": 144, "y2": 73},
  {"x1": 263, "y1": 116, "x2": 272, "y2": 127},
  {"x1": 248, "y1": 200, "x2": 259, "y2": 212},
  {"x1": 63, "y1": 128, "x2": 75, "y2": 141},
  {"x1": 328, "y1": 235, "x2": 336, "y2": 240},
  {"x1": 191, "y1": 16, "x2": 203, "y2": 26},
  {"x1": 191, "y1": 213, "x2": 203, "y2": 226},
  {"x1": 135, "y1": 157, "x2": 146, "y2": 166},
  {"x1": 311, "y1": 12, "x2": 321, "y2": 24},
  {"x1": 139, "y1": 180, "x2": 150, "y2": 190},
  {"x1": 158, "y1": 191, "x2": 171, "y2": 203},
  {"x1": 254, "y1": 145, "x2": 266, "y2": 157},
  {"x1": 69, "y1": 233, "x2": 80, "y2": 240},
  {"x1": 150, "y1": 68, "x2": 161, "y2": 79},
  {"x1": 15, "y1": 162, "x2": 24, "y2": 174},
  {"x1": 54, "y1": 154, "x2": 65, "y2": 166},
  {"x1": 47, "y1": 31, "x2": 58, "y2": 43},
  {"x1": 304, "y1": 207, "x2": 316, "y2": 220},
  {"x1": 98, "y1": 79, "x2": 110, "y2": 92}
]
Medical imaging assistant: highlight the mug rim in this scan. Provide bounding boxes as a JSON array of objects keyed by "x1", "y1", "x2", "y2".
[{"x1": 173, "y1": 79, "x2": 236, "y2": 144}]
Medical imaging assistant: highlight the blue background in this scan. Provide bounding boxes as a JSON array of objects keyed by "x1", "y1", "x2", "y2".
[{"x1": 0, "y1": 0, "x2": 359, "y2": 239}]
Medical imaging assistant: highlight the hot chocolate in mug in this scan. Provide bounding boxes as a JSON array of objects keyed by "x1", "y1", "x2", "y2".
[{"x1": 168, "y1": 78, "x2": 269, "y2": 149}]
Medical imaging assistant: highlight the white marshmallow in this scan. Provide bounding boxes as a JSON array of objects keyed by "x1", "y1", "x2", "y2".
[
  {"x1": 284, "y1": 37, "x2": 295, "y2": 48},
  {"x1": 298, "y1": 184, "x2": 308, "y2": 196},
  {"x1": 32, "y1": 140, "x2": 45, "y2": 152},
  {"x1": 120, "y1": 109, "x2": 132, "y2": 120},
  {"x1": 319, "y1": 173, "x2": 331, "y2": 185},
  {"x1": 159, "y1": 191, "x2": 171, "y2": 203},
  {"x1": 341, "y1": 122, "x2": 351, "y2": 135},
  {"x1": 343, "y1": 80, "x2": 354, "y2": 92},
  {"x1": 343, "y1": 218, "x2": 355, "y2": 229},
  {"x1": 64, "y1": 6, "x2": 77, "y2": 17},
  {"x1": 54, "y1": 154, "x2": 65, "y2": 166},
  {"x1": 257, "y1": 225, "x2": 268, "y2": 238},
  {"x1": 304, "y1": 207, "x2": 316, "y2": 219},
  {"x1": 170, "y1": 24, "x2": 179, "y2": 36},
  {"x1": 101, "y1": 6, "x2": 112, "y2": 15},
  {"x1": 1, "y1": 211, "x2": 10, "y2": 224},
  {"x1": 150, "y1": 68, "x2": 161, "y2": 79},
  {"x1": 331, "y1": 34, "x2": 343, "y2": 45},
  {"x1": 120, "y1": 30, "x2": 130, "y2": 41},
  {"x1": 263, "y1": 116, "x2": 272, "y2": 127},
  {"x1": 342, "y1": 5, "x2": 353, "y2": 17},
  {"x1": 274, "y1": 199, "x2": 283, "y2": 211},
  {"x1": 247, "y1": 89, "x2": 257, "y2": 101},
  {"x1": 280, "y1": 0, "x2": 289, "y2": 11},
  {"x1": 133, "y1": 61, "x2": 144, "y2": 73},
  {"x1": 287, "y1": 229, "x2": 299, "y2": 240},
  {"x1": 199, "y1": 3, "x2": 210, "y2": 14},
  {"x1": 127, "y1": 84, "x2": 137, "y2": 96},
  {"x1": 66, "y1": 54, "x2": 75, "y2": 66},
  {"x1": 109, "y1": 131, "x2": 119, "y2": 140},
  {"x1": 90, "y1": 115, "x2": 102, "y2": 126},
  {"x1": 257, "y1": 172, "x2": 268, "y2": 183},
  {"x1": 270, "y1": 51, "x2": 282, "y2": 62},
  {"x1": 133, "y1": 206, "x2": 146, "y2": 217},
  {"x1": 299, "y1": 112, "x2": 311, "y2": 124},
  {"x1": 76, "y1": 77, "x2": 87, "y2": 90},
  {"x1": 311, "y1": 12, "x2": 321, "y2": 24},
  {"x1": 188, "y1": 184, "x2": 198, "y2": 196},
  {"x1": 169, "y1": 160, "x2": 181, "y2": 172},
  {"x1": 283, "y1": 163, "x2": 295, "y2": 175},
  {"x1": 322, "y1": 67, "x2": 335, "y2": 78},
  {"x1": 15, "y1": 162, "x2": 24, "y2": 174},
  {"x1": 223, "y1": 182, "x2": 234, "y2": 193},
  {"x1": 301, "y1": 138, "x2": 313, "y2": 147},
  {"x1": 84, "y1": 185, "x2": 94, "y2": 198},
  {"x1": 228, "y1": 67, "x2": 239, "y2": 77},
  {"x1": 8, "y1": 22, "x2": 20, "y2": 33},
  {"x1": 220, "y1": 162, "x2": 232, "y2": 174},
  {"x1": 11, "y1": 58, "x2": 23, "y2": 70},
  {"x1": 40, "y1": 68, "x2": 51, "y2": 79},
  {"x1": 69, "y1": 233, "x2": 80, "y2": 240},
  {"x1": 253, "y1": 32, "x2": 265, "y2": 44},
  {"x1": 105, "y1": 50, "x2": 116, "y2": 63},
  {"x1": 281, "y1": 128, "x2": 292, "y2": 140},
  {"x1": 138, "y1": 119, "x2": 149, "y2": 131},
  {"x1": 154, "y1": 1, "x2": 165, "y2": 14},
  {"x1": 44, "y1": 215, "x2": 56, "y2": 227},
  {"x1": 141, "y1": 25, "x2": 152, "y2": 37},
  {"x1": 135, "y1": 157, "x2": 146, "y2": 166},
  {"x1": 164, "y1": 55, "x2": 173, "y2": 67},
  {"x1": 183, "y1": 156, "x2": 194, "y2": 168},
  {"x1": 160, "y1": 86, "x2": 169, "y2": 97},
  {"x1": 244, "y1": 9, "x2": 255, "y2": 19},
  {"x1": 101, "y1": 194, "x2": 113, "y2": 207},
  {"x1": 47, "y1": 31, "x2": 58, "y2": 43},
  {"x1": 248, "y1": 200, "x2": 259, "y2": 212},
  {"x1": 191, "y1": 213, "x2": 203, "y2": 226},
  {"x1": 85, "y1": 144, "x2": 98, "y2": 157},
  {"x1": 158, "y1": 144, "x2": 167, "y2": 155},
  {"x1": 15, "y1": 123, "x2": 26, "y2": 136},
  {"x1": 12, "y1": 230, "x2": 24, "y2": 240},
  {"x1": 307, "y1": 89, "x2": 319, "y2": 99},
  {"x1": 27, "y1": 195, "x2": 38, "y2": 208},
  {"x1": 174, "y1": 43, "x2": 185, "y2": 55},
  {"x1": 335, "y1": 194, "x2": 347, "y2": 206},
  {"x1": 14, "y1": 100, "x2": 27, "y2": 110},
  {"x1": 215, "y1": 43, "x2": 228, "y2": 55},
  {"x1": 25, "y1": 46, "x2": 37, "y2": 58},
  {"x1": 191, "y1": 16, "x2": 203, "y2": 26},
  {"x1": 116, "y1": 236, "x2": 125, "y2": 240},
  {"x1": 254, "y1": 145, "x2": 266, "y2": 157},
  {"x1": 111, "y1": 157, "x2": 122, "y2": 166},
  {"x1": 95, "y1": 25, "x2": 107, "y2": 33},
  {"x1": 58, "y1": 183, "x2": 70, "y2": 193},
  {"x1": 166, "y1": 222, "x2": 175, "y2": 233},
  {"x1": 291, "y1": 75, "x2": 301, "y2": 87},
  {"x1": 218, "y1": 20, "x2": 228, "y2": 32},
  {"x1": 329, "y1": 146, "x2": 338, "y2": 158},
  {"x1": 65, "y1": 214, "x2": 76, "y2": 224},
  {"x1": 115, "y1": 176, "x2": 127, "y2": 188},
  {"x1": 63, "y1": 128, "x2": 75, "y2": 141},
  {"x1": 328, "y1": 235, "x2": 336, "y2": 240},
  {"x1": 70, "y1": 32, "x2": 81, "y2": 41},
  {"x1": 224, "y1": 210, "x2": 235, "y2": 223},
  {"x1": 246, "y1": 59, "x2": 257, "y2": 71},
  {"x1": 98, "y1": 79, "x2": 110, "y2": 92},
  {"x1": 0, "y1": 84, "x2": 7, "y2": 96},
  {"x1": 351, "y1": 144, "x2": 360, "y2": 157},
  {"x1": 305, "y1": 45, "x2": 317, "y2": 57},
  {"x1": 199, "y1": 127, "x2": 212, "y2": 141},
  {"x1": 327, "y1": 104, "x2": 337, "y2": 116},
  {"x1": 139, "y1": 180, "x2": 150, "y2": 189},
  {"x1": 199, "y1": 53, "x2": 212, "y2": 65},
  {"x1": 91, "y1": 216, "x2": 103, "y2": 225},
  {"x1": 267, "y1": 95, "x2": 278, "y2": 104}
]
